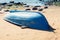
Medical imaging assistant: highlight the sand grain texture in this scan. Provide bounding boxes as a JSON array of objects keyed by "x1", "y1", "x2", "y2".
[{"x1": 0, "y1": 6, "x2": 60, "y2": 40}]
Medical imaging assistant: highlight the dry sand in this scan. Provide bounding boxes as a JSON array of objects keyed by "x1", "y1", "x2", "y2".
[{"x1": 0, "y1": 6, "x2": 60, "y2": 40}]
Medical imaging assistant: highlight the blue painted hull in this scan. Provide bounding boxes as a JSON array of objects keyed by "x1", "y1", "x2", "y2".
[{"x1": 4, "y1": 11, "x2": 54, "y2": 31}]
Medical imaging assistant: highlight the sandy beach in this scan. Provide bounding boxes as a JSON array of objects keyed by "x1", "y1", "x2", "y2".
[{"x1": 0, "y1": 6, "x2": 60, "y2": 40}]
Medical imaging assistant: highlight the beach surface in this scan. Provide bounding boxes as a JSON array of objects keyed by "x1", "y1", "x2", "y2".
[{"x1": 0, "y1": 6, "x2": 60, "y2": 40}]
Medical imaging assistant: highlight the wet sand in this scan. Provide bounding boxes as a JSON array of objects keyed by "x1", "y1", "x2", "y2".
[{"x1": 0, "y1": 6, "x2": 60, "y2": 40}]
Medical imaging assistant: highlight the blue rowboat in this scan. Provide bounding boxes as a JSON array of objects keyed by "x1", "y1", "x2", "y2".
[{"x1": 4, "y1": 11, "x2": 54, "y2": 31}]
